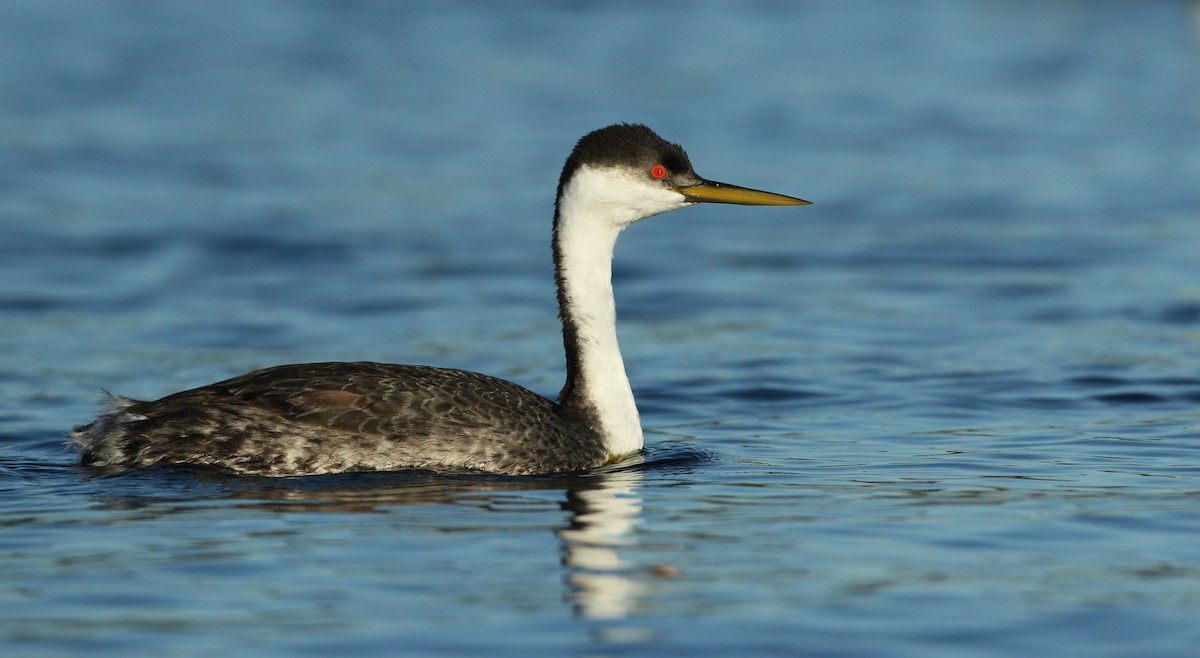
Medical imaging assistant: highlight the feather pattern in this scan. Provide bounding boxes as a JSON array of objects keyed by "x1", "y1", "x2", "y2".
[{"x1": 73, "y1": 362, "x2": 608, "y2": 475}]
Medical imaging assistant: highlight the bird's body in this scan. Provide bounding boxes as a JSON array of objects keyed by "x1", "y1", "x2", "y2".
[
  {"x1": 71, "y1": 124, "x2": 808, "y2": 476},
  {"x1": 81, "y1": 363, "x2": 608, "y2": 476}
]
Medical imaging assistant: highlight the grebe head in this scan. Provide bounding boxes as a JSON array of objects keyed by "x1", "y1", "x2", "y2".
[{"x1": 555, "y1": 123, "x2": 810, "y2": 231}]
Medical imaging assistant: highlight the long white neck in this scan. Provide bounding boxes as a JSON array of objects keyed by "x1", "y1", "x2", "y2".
[{"x1": 553, "y1": 168, "x2": 648, "y2": 458}]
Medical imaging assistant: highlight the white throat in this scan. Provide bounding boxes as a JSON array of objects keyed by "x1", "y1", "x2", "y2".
[{"x1": 554, "y1": 165, "x2": 689, "y2": 457}]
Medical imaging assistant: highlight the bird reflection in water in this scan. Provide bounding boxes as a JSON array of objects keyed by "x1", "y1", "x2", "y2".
[{"x1": 87, "y1": 462, "x2": 679, "y2": 631}]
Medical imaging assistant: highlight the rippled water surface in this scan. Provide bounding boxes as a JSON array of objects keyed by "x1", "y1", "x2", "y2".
[{"x1": 4, "y1": 1, "x2": 1200, "y2": 656}]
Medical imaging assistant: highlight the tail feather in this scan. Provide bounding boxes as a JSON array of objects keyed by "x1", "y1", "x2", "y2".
[{"x1": 69, "y1": 391, "x2": 147, "y2": 465}]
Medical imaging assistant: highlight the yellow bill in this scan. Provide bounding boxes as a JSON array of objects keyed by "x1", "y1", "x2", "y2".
[{"x1": 676, "y1": 180, "x2": 811, "y2": 206}]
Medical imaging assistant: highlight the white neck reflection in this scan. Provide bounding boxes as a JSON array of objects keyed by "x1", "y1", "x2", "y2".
[{"x1": 559, "y1": 467, "x2": 645, "y2": 621}]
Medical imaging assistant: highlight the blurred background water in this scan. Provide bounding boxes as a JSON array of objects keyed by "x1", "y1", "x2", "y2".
[{"x1": 3, "y1": 1, "x2": 1200, "y2": 656}]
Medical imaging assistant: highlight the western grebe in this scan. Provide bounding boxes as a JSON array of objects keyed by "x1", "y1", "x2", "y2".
[{"x1": 71, "y1": 123, "x2": 809, "y2": 476}]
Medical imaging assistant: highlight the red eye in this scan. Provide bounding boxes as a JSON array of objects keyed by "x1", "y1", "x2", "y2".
[{"x1": 650, "y1": 165, "x2": 667, "y2": 179}]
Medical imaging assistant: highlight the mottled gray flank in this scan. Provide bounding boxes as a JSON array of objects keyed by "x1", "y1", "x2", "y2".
[{"x1": 71, "y1": 362, "x2": 609, "y2": 476}]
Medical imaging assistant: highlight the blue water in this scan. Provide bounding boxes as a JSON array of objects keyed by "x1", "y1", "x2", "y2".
[{"x1": 4, "y1": 1, "x2": 1200, "y2": 655}]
